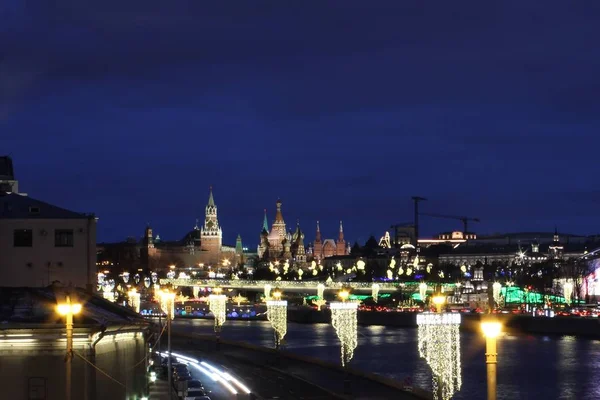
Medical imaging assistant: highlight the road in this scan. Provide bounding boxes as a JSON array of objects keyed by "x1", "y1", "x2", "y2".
[
  {"x1": 170, "y1": 330, "x2": 426, "y2": 400},
  {"x1": 152, "y1": 350, "x2": 250, "y2": 400}
]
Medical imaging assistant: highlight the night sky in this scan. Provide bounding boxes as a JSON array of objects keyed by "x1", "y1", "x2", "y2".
[{"x1": 2, "y1": 1, "x2": 600, "y2": 246}]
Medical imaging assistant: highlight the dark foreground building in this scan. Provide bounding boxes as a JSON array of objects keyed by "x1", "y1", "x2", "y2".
[{"x1": 0, "y1": 286, "x2": 151, "y2": 400}]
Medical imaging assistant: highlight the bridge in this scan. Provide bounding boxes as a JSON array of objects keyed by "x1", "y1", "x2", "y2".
[
  {"x1": 578, "y1": 247, "x2": 600, "y2": 262},
  {"x1": 158, "y1": 278, "x2": 444, "y2": 293}
]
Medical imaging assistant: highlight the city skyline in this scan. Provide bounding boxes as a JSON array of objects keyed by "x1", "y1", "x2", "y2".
[{"x1": 3, "y1": 1, "x2": 600, "y2": 243}]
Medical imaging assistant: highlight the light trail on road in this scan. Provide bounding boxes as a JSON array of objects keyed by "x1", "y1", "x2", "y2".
[{"x1": 157, "y1": 351, "x2": 252, "y2": 396}]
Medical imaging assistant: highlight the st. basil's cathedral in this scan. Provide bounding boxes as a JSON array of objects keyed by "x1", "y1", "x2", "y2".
[{"x1": 257, "y1": 199, "x2": 350, "y2": 263}]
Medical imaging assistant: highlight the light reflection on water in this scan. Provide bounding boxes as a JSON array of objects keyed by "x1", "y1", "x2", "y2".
[{"x1": 174, "y1": 319, "x2": 600, "y2": 400}]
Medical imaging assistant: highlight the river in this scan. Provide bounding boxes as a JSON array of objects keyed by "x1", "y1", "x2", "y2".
[{"x1": 173, "y1": 319, "x2": 600, "y2": 400}]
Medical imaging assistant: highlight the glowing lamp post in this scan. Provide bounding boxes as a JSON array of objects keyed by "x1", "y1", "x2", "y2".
[
  {"x1": 417, "y1": 294, "x2": 462, "y2": 400},
  {"x1": 158, "y1": 290, "x2": 175, "y2": 400},
  {"x1": 56, "y1": 296, "x2": 82, "y2": 400},
  {"x1": 266, "y1": 291, "x2": 287, "y2": 350},
  {"x1": 209, "y1": 288, "x2": 227, "y2": 349},
  {"x1": 128, "y1": 288, "x2": 141, "y2": 313},
  {"x1": 338, "y1": 290, "x2": 350, "y2": 303},
  {"x1": 481, "y1": 320, "x2": 502, "y2": 400},
  {"x1": 432, "y1": 295, "x2": 445, "y2": 313}
]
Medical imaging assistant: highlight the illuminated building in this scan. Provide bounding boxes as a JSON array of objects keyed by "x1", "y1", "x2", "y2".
[
  {"x1": 0, "y1": 287, "x2": 150, "y2": 400},
  {"x1": 438, "y1": 230, "x2": 588, "y2": 267},
  {"x1": 311, "y1": 220, "x2": 349, "y2": 261},
  {"x1": 257, "y1": 200, "x2": 349, "y2": 263},
  {"x1": 200, "y1": 186, "x2": 223, "y2": 263},
  {"x1": 123, "y1": 187, "x2": 240, "y2": 273}
]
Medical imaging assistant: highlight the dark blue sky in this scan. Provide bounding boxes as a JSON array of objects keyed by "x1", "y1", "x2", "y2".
[{"x1": 2, "y1": 1, "x2": 600, "y2": 246}]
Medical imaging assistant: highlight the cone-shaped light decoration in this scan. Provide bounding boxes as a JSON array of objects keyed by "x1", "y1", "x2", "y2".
[
  {"x1": 416, "y1": 312, "x2": 462, "y2": 400},
  {"x1": 267, "y1": 291, "x2": 287, "y2": 349},
  {"x1": 209, "y1": 290, "x2": 227, "y2": 332},
  {"x1": 372, "y1": 283, "x2": 380, "y2": 303}
]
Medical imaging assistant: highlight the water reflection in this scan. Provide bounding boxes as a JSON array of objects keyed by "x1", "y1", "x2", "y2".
[{"x1": 173, "y1": 319, "x2": 600, "y2": 399}]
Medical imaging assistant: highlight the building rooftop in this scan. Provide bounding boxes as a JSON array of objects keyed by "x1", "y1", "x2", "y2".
[
  {"x1": 439, "y1": 240, "x2": 595, "y2": 256},
  {"x1": 0, "y1": 192, "x2": 92, "y2": 219},
  {"x1": 0, "y1": 286, "x2": 149, "y2": 328},
  {"x1": 478, "y1": 232, "x2": 586, "y2": 240}
]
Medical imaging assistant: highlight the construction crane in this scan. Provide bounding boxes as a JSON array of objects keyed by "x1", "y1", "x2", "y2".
[
  {"x1": 412, "y1": 197, "x2": 427, "y2": 247},
  {"x1": 419, "y1": 213, "x2": 480, "y2": 235}
]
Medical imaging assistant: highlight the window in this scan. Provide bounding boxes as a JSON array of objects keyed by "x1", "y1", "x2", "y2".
[
  {"x1": 14, "y1": 229, "x2": 33, "y2": 247},
  {"x1": 55, "y1": 229, "x2": 74, "y2": 247}
]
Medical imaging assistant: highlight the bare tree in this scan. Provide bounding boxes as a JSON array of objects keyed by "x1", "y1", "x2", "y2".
[{"x1": 560, "y1": 258, "x2": 590, "y2": 303}]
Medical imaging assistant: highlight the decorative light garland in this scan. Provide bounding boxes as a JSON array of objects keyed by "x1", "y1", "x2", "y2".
[
  {"x1": 563, "y1": 280, "x2": 573, "y2": 306},
  {"x1": 312, "y1": 298, "x2": 327, "y2": 311},
  {"x1": 264, "y1": 284, "x2": 272, "y2": 300},
  {"x1": 208, "y1": 294, "x2": 227, "y2": 332},
  {"x1": 128, "y1": 289, "x2": 140, "y2": 313},
  {"x1": 176, "y1": 294, "x2": 189, "y2": 304},
  {"x1": 372, "y1": 283, "x2": 380, "y2": 303},
  {"x1": 419, "y1": 282, "x2": 428, "y2": 301},
  {"x1": 416, "y1": 313, "x2": 462, "y2": 400},
  {"x1": 492, "y1": 282, "x2": 502, "y2": 305},
  {"x1": 317, "y1": 283, "x2": 325, "y2": 299},
  {"x1": 266, "y1": 300, "x2": 288, "y2": 348},
  {"x1": 161, "y1": 278, "x2": 415, "y2": 291},
  {"x1": 193, "y1": 286, "x2": 200, "y2": 299},
  {"x1": 159, "y1": 291, "x2": 175, "y2": 320},
  {"x1": 330, "y1": 301, "x2": 358, "y2": 367},
  {"x1": 232, "y1": 294, "x2": 247, "y2": 306}
]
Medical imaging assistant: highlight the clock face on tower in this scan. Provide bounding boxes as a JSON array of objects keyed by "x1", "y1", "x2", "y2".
[{"x1": 207, "y1": 221, "x2": 214, "y2": 229}]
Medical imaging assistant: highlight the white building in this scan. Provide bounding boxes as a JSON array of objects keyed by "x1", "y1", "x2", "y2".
[{"x1": 0, "y1": 192, "x2": 97, "y2": 289}]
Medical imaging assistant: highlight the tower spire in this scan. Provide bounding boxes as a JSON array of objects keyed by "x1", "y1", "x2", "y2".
[
  {"x1": 208, "y1": 185, "x2": 215, "y2": 207},
  {"x1": 274, "y1": 198, "x2": 284, "y2": 222},
  {"x1": 336, "y1": 220, "x2": 346, "y2": 255},
  {"x1": 315, "y1": 220, "x2": 322, "y2": 242},
  {"x1": 262, "y1": 209, "x2": 269, "y2": 233}
]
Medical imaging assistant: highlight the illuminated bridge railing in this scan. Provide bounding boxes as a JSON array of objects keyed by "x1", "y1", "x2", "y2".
[{"x1": 159, "y1": 279, "x2": 407, "y2": 291}]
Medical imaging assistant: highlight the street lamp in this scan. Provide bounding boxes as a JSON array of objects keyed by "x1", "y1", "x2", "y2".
[
  {"x1": 481, "y1": 320, "x2": 502, "y2": 400},
  {"x1": 158, "y1": 290, "x2": 176, "y2": 400},
  {"x1": 56, "y1": 296, "x2": 82, "y2": 400},
  {"x1": 339, "y1": 290, "x2": 350, "y2": 302},
  {"x1": 432, "y1": 295, "x2": 445, "y2": 313}
]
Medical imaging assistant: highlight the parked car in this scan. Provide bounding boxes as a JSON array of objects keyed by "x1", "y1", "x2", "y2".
[
  {"x1": 187, "y1": 379, "x2": 205, "y2": 391},
  {"x1": 172, "y1": 364, "x2": 191, "y2": 380},
  {"x1": 184, "y1": 389, "x2": 208, "y2": 400}
]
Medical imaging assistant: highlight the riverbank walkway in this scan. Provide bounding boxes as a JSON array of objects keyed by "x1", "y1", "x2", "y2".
[{"x1": 171, "y1": 330, "x2": 429, "y2": 400}]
